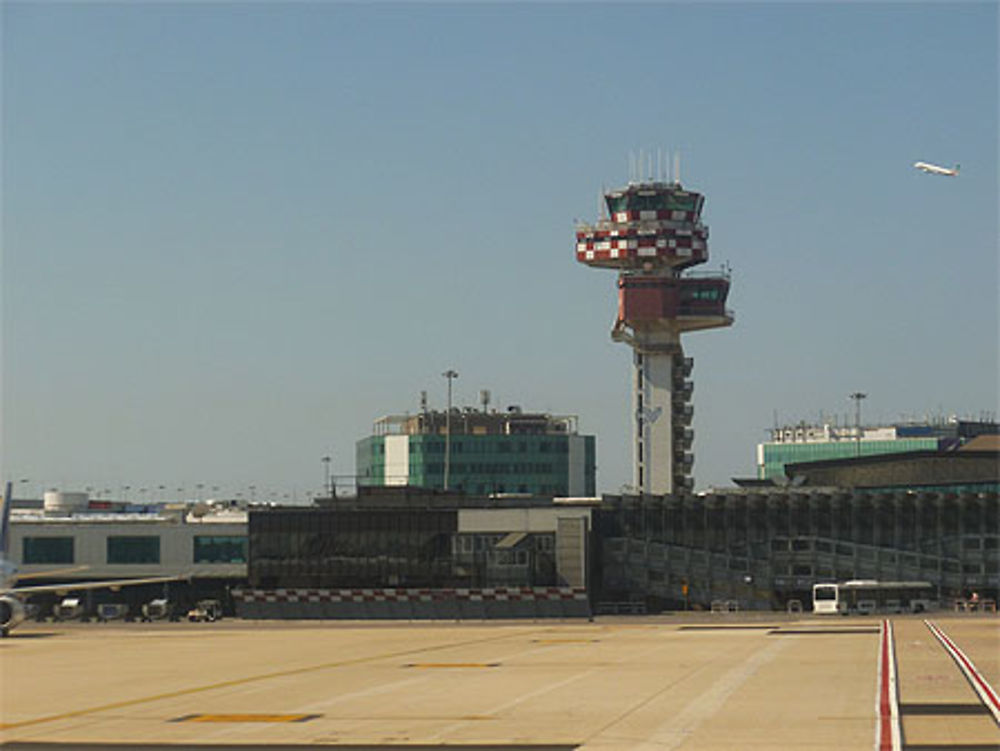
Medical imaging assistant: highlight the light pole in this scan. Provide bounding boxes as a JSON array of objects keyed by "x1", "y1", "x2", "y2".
[
  {"x1": 442, "y1": 369, "x2": 458, "y2": 491},
  {"x1": 322, "y1": 456, "x2": 332, "y2": 498},
  {"x1": 849, "y1": 392, "x2": 867, "y2": 457}
]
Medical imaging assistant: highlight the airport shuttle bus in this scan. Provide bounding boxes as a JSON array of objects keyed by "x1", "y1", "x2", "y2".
[{"x1": 812, "y1": 580, "x2": 936, "y2": 615}]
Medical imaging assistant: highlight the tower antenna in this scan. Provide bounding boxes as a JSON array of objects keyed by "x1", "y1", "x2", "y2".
[{"x1": 673, "y1": 152, "x2": 681, "y2": 185}]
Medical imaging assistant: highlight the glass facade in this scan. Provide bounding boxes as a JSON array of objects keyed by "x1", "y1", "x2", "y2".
[
  {"x1": 250, "y1": 507, "x2": 562, "y2": 590},
  {"x1": 250, "y1": 508, "x2": 458, "y2": 589},
  {"x1": 593, "y1": 491, "x2": 999, "y2": 605},
  {"x1": 605, "y1": 190, "x2": 701, "y2": 214},
  {"x1": 23, "y1": 536, "x2": 74, "y2": 564},
  {"x1": 107, "y1": 535, "x2": 160, "y2": 564},
  {"x1": 357, "y1": 434, "x2": 596, "y2": 496},
  {"x1": 194, "y1": 535, "x2": 248, "y2": 563},
  {"x1": 760, "y1": 438, "x2": 940, "y2": 480}
]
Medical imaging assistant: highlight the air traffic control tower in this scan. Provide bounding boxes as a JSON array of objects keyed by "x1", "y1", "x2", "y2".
[{"x1": 576, "y1": 177, "x2": 733, "y2": 494}]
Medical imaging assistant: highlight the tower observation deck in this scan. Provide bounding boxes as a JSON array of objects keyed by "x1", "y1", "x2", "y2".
[{"x1": 576, "y1": 180, "x2": 733, "y2": 494}]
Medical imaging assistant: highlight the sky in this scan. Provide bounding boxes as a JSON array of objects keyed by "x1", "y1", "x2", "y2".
[{"x1": 2, "y1": 2, "x2": 997, "y2": 502}]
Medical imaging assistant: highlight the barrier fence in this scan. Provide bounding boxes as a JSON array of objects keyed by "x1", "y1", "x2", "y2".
[{"x1": 233, "y1": 586, "x2": 591, "y2": 620}]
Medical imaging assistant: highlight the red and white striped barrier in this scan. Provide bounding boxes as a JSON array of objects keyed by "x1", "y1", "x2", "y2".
[
  {"x1": 924, "y1": 620, "x2": 1000, "y2": 725},
  {"x1": 234, "y1": 587, "x2": 588, "y2": 604}
]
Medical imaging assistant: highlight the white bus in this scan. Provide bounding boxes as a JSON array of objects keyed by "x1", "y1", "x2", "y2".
[{"x1": 812, "y1": 580, "x2": 936, "y2": 615}]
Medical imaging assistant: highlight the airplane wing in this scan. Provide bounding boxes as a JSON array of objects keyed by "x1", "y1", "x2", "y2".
[
  {"x1": 12, "y1": 565, "x2": 91, "y2": 580},
  {"x1": 6, "y1": 574, "x2": 188, "y2": 595}
]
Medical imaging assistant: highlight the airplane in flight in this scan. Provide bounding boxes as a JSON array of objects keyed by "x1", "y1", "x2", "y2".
[
  {"x1": 914, "y1": 161, "x2": 960, "y2": 177},
  {"x1": 1, "y1": 481, "x2": 185, "y2": 636}
]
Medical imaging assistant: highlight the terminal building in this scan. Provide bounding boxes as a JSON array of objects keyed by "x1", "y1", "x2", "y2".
[
  {"x1": 8, "y1": 491, "x2": 248, "y2": 619},
  {"x1": 241, "y1": 428, "x2": 999, "y2": 617},
  {"x1": 757, "y1": 417, "x2": 998, "y2": 480},
  {"x1": 355, "y1": 405, "x2": 596, "y2": 497}
]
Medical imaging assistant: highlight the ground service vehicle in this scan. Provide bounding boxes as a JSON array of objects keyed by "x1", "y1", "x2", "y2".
[
  {"x1": 813, "y1": 580, "x2": 936, "y2": 615},
  {"x1": 187, "y1": 599, "x2": 223, "y2": 622}
]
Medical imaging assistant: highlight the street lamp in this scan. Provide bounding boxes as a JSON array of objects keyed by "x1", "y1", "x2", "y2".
[
  {"x1": 322, "y1": 456, "x2": 332, "y2": 498},
  {"x1": 849, "y1": 392, "x2": 867, "y2": 457},
  {"x1": 442, "y1": 369, "x2": 459, "y2": 491}
]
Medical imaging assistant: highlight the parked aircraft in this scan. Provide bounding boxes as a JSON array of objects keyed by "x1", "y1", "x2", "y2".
[
  {"x1": 914, "y1": 161, "x2": 960, "y2": 176},
  {"x1": 1, "y1": 482, "x2": 184, "y2": 636}
]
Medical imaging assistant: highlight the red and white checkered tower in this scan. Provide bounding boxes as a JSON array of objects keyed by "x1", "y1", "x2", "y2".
[{"x1": 576, "y1": 175, "x2": 733, "y2": 494}]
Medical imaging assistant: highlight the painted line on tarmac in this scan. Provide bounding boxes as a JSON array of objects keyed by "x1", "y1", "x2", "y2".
[
  {"x1": 171, "y1": 713, "x2": 321, "y2": 723},
  {"x1": 579, "y1": 636, "x2": 788, "y2": 750},
  {"x1": 406, "y1": 662, "x2": 500, "y2": 668},
  {"x1": 924, "y1": 620, "x2": 1000, "y2": 726},
  {"x1": 875, "y1": 619, "x2": 902, "y2": 751},
  {"x1": 0, "y1": 627, "x2": 546, "y2": 733}
]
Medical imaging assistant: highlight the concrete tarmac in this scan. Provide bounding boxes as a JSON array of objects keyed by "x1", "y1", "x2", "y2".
[{"x1": 1, "y1": 614, "x2": 997, "y2": 750}]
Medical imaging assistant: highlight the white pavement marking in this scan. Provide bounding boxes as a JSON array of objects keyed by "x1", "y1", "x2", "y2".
[
  {"x1": 875, "y1": 619, "x2": 902, "y2": 751},
  {"x1": 425, "y1": 628, "x2": 685, "y2": 743},
  {"x1": 925, "y1": 619, "x2": 1000, "y2": 726},
  {"x1": 580, "y1": 637, "x2": 788, "y2": 751}
]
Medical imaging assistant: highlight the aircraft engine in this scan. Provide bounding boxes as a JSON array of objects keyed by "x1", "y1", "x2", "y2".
[{"x1": 0, "y1": 595, "x2": 27, "y2": 636}]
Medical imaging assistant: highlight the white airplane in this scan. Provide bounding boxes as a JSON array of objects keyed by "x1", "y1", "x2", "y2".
[
  {"x1": 1, "y1": 481, "x2": 185, "y2": 636},
  {"x1": 914, "y1": 161, "x2": 960, "y2": 176}
]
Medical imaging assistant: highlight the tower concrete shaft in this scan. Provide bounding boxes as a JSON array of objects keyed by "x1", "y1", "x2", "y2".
[{"x1": 577, "y1": 179, "x2": 733, "y2": 495}]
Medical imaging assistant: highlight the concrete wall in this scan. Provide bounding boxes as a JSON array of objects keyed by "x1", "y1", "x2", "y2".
[
  {"x1": 568, "y1": 436, "x2": 587, "y2": 496},
  {"x1": 457, "y1": 507, "x2": 591, "y2": 534},
  {"x1": 384, "y1": 435, "x2": 410, "y2": 486},
  {"x1": 556, "y1": 517, "x2": 587, "y2": 588}
]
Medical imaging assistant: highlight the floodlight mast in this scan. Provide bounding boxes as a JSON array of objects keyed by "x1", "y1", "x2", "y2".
[
  {"x1": 575, "y1": 173, "x2": 733, "y2": 495},
  {"x1": 442, "y1": 369, "x2": 459, "y2": 490}
]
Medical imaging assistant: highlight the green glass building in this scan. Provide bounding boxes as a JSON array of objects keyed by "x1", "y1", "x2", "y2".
[
  {"x1": 356, "y1": 409, "x2": 596, "y2": 497},
  {"x1": 757, "y1": 419, "x2": 996, "y2": 480},
  {"x1": 759, "y1": 438, "x2": 940, "y2": 480}
]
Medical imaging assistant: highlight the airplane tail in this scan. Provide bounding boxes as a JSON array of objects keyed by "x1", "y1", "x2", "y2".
[
  {"x1": 954, "y1": 164, "x2": 961, "y2": 174},
  {"x1": 1, "y1": 481, "x2": 12, "y2": 558}
]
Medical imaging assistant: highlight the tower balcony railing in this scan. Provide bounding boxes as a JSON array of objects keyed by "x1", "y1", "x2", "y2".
[
  {"x1": 673, "y1": 357, "x2": 694, "y2": 378},
  {"x1": 672, "y1": 378, "x2": 694, "y2": 393},
  {"x1": 674, "y1": 452, "x2": 694, "y2": 468},
  {"x1": 575, "y1": 218, "x2": 708, "y2": 235},
  {"x1": 681, "y1": 267, "x2": 731, "y2": 281}
]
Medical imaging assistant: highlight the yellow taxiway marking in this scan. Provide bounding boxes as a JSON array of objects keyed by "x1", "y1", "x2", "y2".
[
  {"x1": 173, "y1": 713, "x2": 320, "y2": 723},
  {"x1": 406, "y1": 662, "x2": 499, "y2": 668},
  {"x1": 0, "y1": 629, "x2": 541, "y2": 732},
  {"x1": 533, "y1": 638, "x2": 599, "y2": 644}
]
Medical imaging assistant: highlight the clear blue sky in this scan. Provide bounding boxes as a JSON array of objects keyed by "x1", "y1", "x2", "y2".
[{"x1": 2, "y1": 2, "x2": 997, "y2": 501}]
